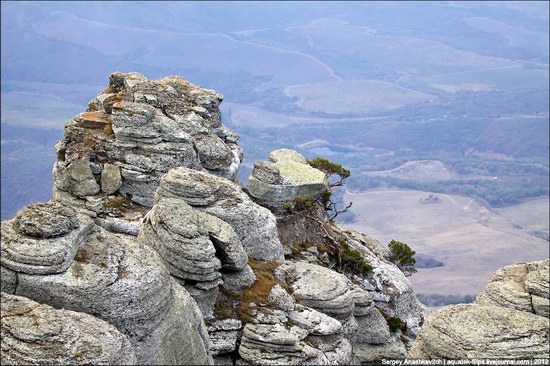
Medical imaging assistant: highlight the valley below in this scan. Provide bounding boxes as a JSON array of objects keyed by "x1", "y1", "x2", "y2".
[{"x1": 342, "y1": 190, "x2": 549, "y2": 303}]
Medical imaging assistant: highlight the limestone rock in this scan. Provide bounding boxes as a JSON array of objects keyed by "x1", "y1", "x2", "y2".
[
  {"x1": 239, "y1": 322, "x2": 322, "y2": 365},
  {"x1": 94, "y1": 217, "x2": 141, "y2": 236},
  {"x1": 409, "y1": 304, "x2": 549, "y2": 359},
  {"x1": 222, "y1": 264, "x2": 257, "y2": 292},
  {"x1": 1, "y1": 204, "x2": 94, "y2": 275},
  {"x1": 476, "y1": 259, "x2": 549, "y2": 317},
  {"x1": 12, "y1": 202, "x2": 79, "y2": 238},
  {"x1": 247, "y1": 149, "x2": 326, "y2": 213},
  {"x1": 156, "y1": 167, "x2": 284, "y2": 261},
  {"x1": 340, "y1": 231, "x2": 427, "y2": 337},
  {"x1": 269, "y1": 284, "x2": 296, "y2": 312},
  {"x1": 354, "y1": 334, "x2": 407, "y2": 363},
  {"x1": 287, "y1": 305, "x2": 343, "y2": 336},
  {"x1": 275, "y1": 262, "x2": 356, "y2": 321},
  {"x1": 53, "y1": 72, "x2": 242, "y2": 217},
  {"x1": 1, "y1": 293, "x2": 137, "y2": 365},
  {"x1": 10, "y1": 225, "x2": 212, "y2": 365},
  {"x1": 208, "y1": 319, "x2": 242, "y2": 356},
  {"x1": 100, "y1": 163, "x2": 123, "y2": 194},
  {"x1": 139, "y1": 198, "x2": 221, "y2": 283},
  {"x1": 139, "y1": 197, "x2": 247, "y2": 282},
  {"x1": 355, "y1": 306, "x2": 391, "y2": 345},
  {"x1": 58, "y1": 160, "x2": 101, "y2": 198},
  {"x1": 238, "y1": 306, "x2": 351, "y2": 366}
]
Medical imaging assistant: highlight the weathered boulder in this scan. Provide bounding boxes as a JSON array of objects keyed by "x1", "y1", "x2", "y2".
[
  {"x1": 155, "y1": 167, "x2": 284, "y2": 261},
  {"x1": 207, "y1": 319, "x2": 243, "y2": 357},
  {"x1": 354, "y1": 334, "x2": 407, "y2": 363},
  {"x1": 1, "y1": 293, "x2": 137, "y2": 365},
  {"x1": 52, "y1": 72, "x2": 243, "y2": 226},
  {"x1": 275, "y1": 261, "x2": 358, "y2": 322},
  {"x1": 338, "y1": 228, "x2": 427, "y2": 339},
  {"x1": 100, "y1": 163, "x2": 123, "y2": 194},
  {"x1": 1, "y1": 203, "x2": 94, "y2": 275},
  {"x1": 2, "y1": 213, "x2": 212, "y2": 365},
  {"x1": 247, "y1": 149, "x2": 326, "y2": 213},
  {"x1": 409, "y1": 304, "x2": 549, "y2": 359},
  {"x1": 237, "y1": 307, "x2": 352, "y2": 365},
  {"x1": 476, "y1": 259, "x2": 549, "y2": 317}
]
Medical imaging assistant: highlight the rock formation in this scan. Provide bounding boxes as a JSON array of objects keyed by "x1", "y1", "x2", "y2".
[
  {"x1": 2, "y1": 202, "x2": 212, "y2": 365},
  {"x1": 50, "y1": 71, "x2": 243, "y2": 234},
  {"x1": 1, "y1": 292, "x2": 137, "y2": 365},
  {"x1": 410, "y1": 259, "x2": 550, "y2": 359},
  {"x1": 6, "y1": 71, "x2": 544, "y2": 365},
  {"x1": 248, "y1": 149, "x2": 327, "y2": 213}
]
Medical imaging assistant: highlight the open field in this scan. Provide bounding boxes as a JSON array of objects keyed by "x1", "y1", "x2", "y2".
[
  {"x1": 285, "y1": 80, "x2": 435, "y2": 114},
  {"x1": 33, "y1": 12, "x2": 338, "y2": 87},
  {"x1": 342, "y1": 189, "x2": 549, "y2": 297}
]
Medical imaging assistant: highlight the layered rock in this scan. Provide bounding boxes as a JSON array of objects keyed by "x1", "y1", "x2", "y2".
[
  {"x1": 1, "y1": 293, "x2": 137, "y2": 365},
  {"x1": 155, "y1": 167, "x2": 284, "y2": 261},
  {"x1": 340, "y1": 229, "x2": 426, "y2": 340},
  {"x1": 138, "y1": 195, "x2": 250, "y2": 318},
  {"x1": 247, "y1": 149, "x2": 326, "y2": 213},
  {"x1": 410, "y1": 259, "x2": 550, "y2": 359},
  {"x1": 238, "y1": 307, "x2": 352, "y2": 365},
  {"x1": 476, "y1": 259, "x2": 549, "y2": 317},
  {"x1": 1, "y1": 203, "x2": 94, "y2": 276},
  {"x1": 1, "y1": 73, "x2": 443, "y2": 365},
  {"x1": 409, "y1": 304, "x2": 549, "y2": 359},
  {"x1": 1, "y1": 203, "x2": 212, "y2": 365},
  {"x1": 51, "y1": 71, "x2": 242, "y2": 227}
]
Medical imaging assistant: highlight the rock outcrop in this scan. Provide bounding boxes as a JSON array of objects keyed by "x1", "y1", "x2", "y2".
[
  {"x1": 1, "y1": 203, "x2": 212, "y2": 365},
  {"x1": 248, "y1": 149, "x2": 326, "y2": 213},
  {"x1": 1, "y1": 72, "x2": 448, "y2": 365},
  {"x1": 155, "y1": 167, "x2": 284, "y2": 261},
  {"x1": 410, "y1": 259, "x2": 550, "y2": 359},
  {"x1": 1, "y1": 293, "x2": 137, "y2": 365},
  {"x1": 51, "y1": 71, "x2": 242, "y2": 227},
  {"x1": 476, "y1": 259, "x2": 549, "y2": 317}
]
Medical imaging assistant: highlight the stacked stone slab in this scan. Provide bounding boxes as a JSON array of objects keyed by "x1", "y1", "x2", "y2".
[
  {"x1": 1, "y1": 293, "x2": 137, "y2": 365},
  {"x1": 155, "y1": 167, "x2": 285, "y2": 261},
  {"x1": 1, "y1": 203, "x2": 212, "y2": 365},
  {"x1": 247, "y1": 149, "x2": 327, "y2": 213},
  {"x1": 51, "y1": 72, "x2": 243, "y2": 234},
  {"x1": 410, "y1": 259, "x2": 550, "y2": 359}
]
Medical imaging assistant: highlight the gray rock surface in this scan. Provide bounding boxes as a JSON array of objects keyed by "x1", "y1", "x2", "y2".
[
  {"x1": 354, "y1": 334, "x2": 407, "y2": 363},
  {"x1": 476, "y1": 259, "x2": 549, "y2": 317},
  {"x1": 275, "y1": 261, "x2": 357, "y2": 321},
  {"x1": 338, "y1": 228, "x2": 427, "y2": 338},
  {"x1": 409, "y1": 304, "x2": 549, "y2": 359},
  {"x1": 222, "y1": 264, "x2": 257, "y2": 292},
  {"x1": 156, "y1": 167, "x2": 284, "y2": 260},
  {"x1": 247, "y1": 149, "x2": 327, "y2": 213},
  {"x1": 52, "y1": 71, "x2": 242, "y2": 221},
  {"x1": 100, "y1": 163, "x2": 123, "y2": 194},
  {"x1": 238, "y1": 306, "x2": 352, "y2": 366},
  {"x1": 355, "y1": 306, "x2": 391, "y2": 345},
  {"x1": 1, "y1": 293, "x2": 137, "y2": 365},
  {"x1": 1, "y1": 203, "x2": 94, "y2": 275},
  {"x1": 4, "y1": 219, "x2": 212, "y2": 365},
  {"x1": 208, "y1": 319, "x2": 242, "y2": 356}
]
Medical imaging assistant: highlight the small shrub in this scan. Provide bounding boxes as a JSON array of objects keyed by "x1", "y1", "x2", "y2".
[
  {"x1": 388, "y1": 240, "x2": 417, "y2": 276},
  {"x1": 339, "y1": 239, "x2": 373, "y2": 274},
  {"x1": 105, "y1": 196, "x2": 129, "y2": 209},
  {"x1": 307, "y1": 157, "x2": 350, "y2": 179},
  {"x1": 292, "y1": 195, "x2": 316, "y2": 211},
  {"x1": 386, "y1": 316, "x2": 405, "y2": 333}
]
